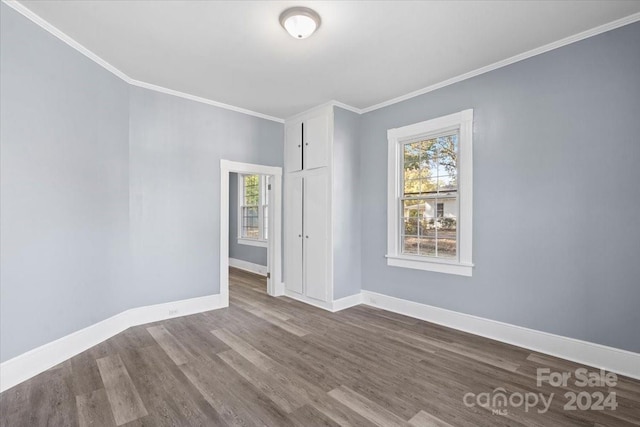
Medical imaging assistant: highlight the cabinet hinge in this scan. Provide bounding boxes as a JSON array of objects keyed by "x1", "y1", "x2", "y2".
[
  {"x1": 266, "y1": 272, "x2": 271, "y2": 279},
  {"x1": 268, "y1": 184, "x2": 271, "y2": 190}
]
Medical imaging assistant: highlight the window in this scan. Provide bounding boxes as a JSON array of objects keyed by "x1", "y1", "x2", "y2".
[
  {"x1": 238, "y1": 174, "x2": 269, "y2": 247},
  {"x1": 387, "y1": 109, "x2": 473, "y2": 276}
]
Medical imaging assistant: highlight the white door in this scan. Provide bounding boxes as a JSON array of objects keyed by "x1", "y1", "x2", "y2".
[
  {"x1": 303, "y1": 173, "x2": 329, "y2": 301},
  {"x1": 303, "y1": 114, "x2": 329, "y2": 170},
  {"x1": 285, "y1": 121, "x2": 303, "y2": 173},
  {"x1": 284, "y1": 176, "x2": 304, "y2": 294}
]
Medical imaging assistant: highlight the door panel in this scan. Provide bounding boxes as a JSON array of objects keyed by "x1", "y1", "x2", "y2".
[
  {"x1": 284, "y1": 176, "x2": 304, "y2": 294},
  {"x1": 285, "y1": 121, "x2": 303, "y2": 172},
  {"x1": 304, "y1": 115, "x2": 329, "y2": 170},
  {"x1": 303, "y1": 173, "x2": 329, "y2": 301}
]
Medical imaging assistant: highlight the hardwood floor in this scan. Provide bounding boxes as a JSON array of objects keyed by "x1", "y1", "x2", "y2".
[{"x1": 1, "y1": 267, "x2": 639, "y2": 426}]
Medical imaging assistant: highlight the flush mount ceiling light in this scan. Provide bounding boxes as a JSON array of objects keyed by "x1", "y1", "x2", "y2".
[{"x1": 279, "y1": 7, "x2": 321, "y2": 39}]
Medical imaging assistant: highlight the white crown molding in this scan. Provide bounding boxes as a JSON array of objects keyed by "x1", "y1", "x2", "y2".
[
  {"x1": 4, "y1": 0, "x2": 638, "y2": 120},
  {"x1": 330, "y1": 101, "x2": 363, "y2": 115},
  {"x1": 361, "y1": 291, "x2": 640, "y2": 380},
  {"x1": 129, "y1": 79, "x2": 284, "y2": 123},
  {"x1": 359, "y1": 12, "x2": 640, "y2": 113},
  {"x1": 284, "y1": 100, "x2": 353, "y2": 122},
  {"x1": 0, "y1": 293, "x2": 225, "y2": 393},
  {"x1": 229, "y1": 257, "x2": 268, "y2": 276},
  {"x1": 2, "y1": 0, "x2": 130, "y2": 81},
  {"x1": 1, "y1": 0, "x2": 284, "y2": 123}
]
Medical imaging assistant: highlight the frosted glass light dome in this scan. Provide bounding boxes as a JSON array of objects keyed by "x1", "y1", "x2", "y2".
[{"x1": 279, "y1": 7, "x2": 321, "y2": 39}]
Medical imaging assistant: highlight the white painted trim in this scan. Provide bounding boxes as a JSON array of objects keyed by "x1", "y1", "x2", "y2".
[
  {"x1": 1, "y1": 0, "x2": 283, "y2": 123},
  {"x1": 229, "y1": 258, "x2": 267, "y2": 276},
  {"x1": 221, "y1": 160, "x2": 283, "y2": 300},
  {"x1": 128, "y1": 79, "x2": 283, "y2": 123},
  {"x1": 274, "y1": 282, "x2": 285, "y2": 297},
  {"x1": 285, "y1": 290, "x2": 334, "y2": 311},
  {"x1": 361, "y1": 291, "x2": 640, "y2": 380},
  {"x1": 285, "y1": 101, "x2": 343, "y2": 122},
  {"x1": 387, "y1": 109, "x2": 473, "y2": 275},
  {"x1": 331, "y1": 293, "x2": 364, "y2": 312},
  {"x1": 386, "y1": 256, "x2": 473, "y2": 277},
  {"x1": 4, "y1": 0, "x2": 639, "y2": 120},
  {"x1": 0, "y1": 294, "x2": 224, "y2": 393},
  {"x1": 360, "y1": 13, "x2": 640, "y2": 113},
  {"x1": 284, "y1": 290, "x2": 362, "y2": 313},
  {"x1": 1, "y1": 0, "x2": 130, "y2": 81}
]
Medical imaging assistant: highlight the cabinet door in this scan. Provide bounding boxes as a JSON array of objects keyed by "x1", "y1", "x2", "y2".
[
  {"x1": 303, "y1": 114, "x2": 329, "y2": 170},
  {"x1": 285, "y1": 121, "x2": 303, "y2": 172},
  {"x1": 284, "y1": 176, "x2": 304, "y2": 294},
  {"x1": 303, "y1": 173, "x2": 329, "y2": 301}
]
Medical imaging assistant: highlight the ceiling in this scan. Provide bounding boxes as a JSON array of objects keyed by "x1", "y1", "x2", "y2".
[{"x1": 16, "y1": 0, "x2": 640, "y2": 119}]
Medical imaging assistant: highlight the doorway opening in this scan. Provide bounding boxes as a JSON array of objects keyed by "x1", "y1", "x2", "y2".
[{"x1": 219, "y1": 160, "x2": 283, "y2": 307}]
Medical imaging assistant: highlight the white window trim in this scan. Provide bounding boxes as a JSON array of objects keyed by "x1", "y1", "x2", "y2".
[
  {"x1": 386, "y1": 109, "x2": 473, "y2": 277},
  {"x1": 238, "y1": 174, "x2": 268, "y2": 248}
]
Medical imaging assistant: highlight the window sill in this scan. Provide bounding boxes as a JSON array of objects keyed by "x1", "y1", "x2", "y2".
[
  {"x1": 238, "y1": 238, "x2": 268, "y2": 248},
  {"x1": 385, "y1": 254, "x2": 473, "y2": 277}
]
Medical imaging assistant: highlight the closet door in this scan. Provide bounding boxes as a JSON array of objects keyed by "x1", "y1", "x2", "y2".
[
  {"x1": 285, "y1": 121, "x2": 303, "y2": 173},
  {"x1": 284, "y1": 176, "x2": 304, "y2": 294},
  {"x1": 303, "y1": 114, "x2": 329, "y2": 170},
  {"x1": 303, "y1": 173, "x2": 329, "y2": 301}
]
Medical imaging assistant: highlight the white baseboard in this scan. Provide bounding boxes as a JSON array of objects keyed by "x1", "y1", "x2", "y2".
[
  {"x1": 332, "y1": 293, "x2": 363, "y2": 311},
  {"x1": 229, "y1": 258, "x2": 267, "y2": 276},
  {"x1": 284, "y1": 290, "x2": 362, "y2": 313},
  {"x1": 361, "y1": 291, "x2": 640, "y2": 380},
  {"x1": 0, "y1": 294, "x2": 225, "y2": 393}
]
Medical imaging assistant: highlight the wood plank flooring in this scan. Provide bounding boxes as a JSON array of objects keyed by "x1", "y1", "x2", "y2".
[{"x1": 1, "y1": 267, "x2": 639, "y2": 426}]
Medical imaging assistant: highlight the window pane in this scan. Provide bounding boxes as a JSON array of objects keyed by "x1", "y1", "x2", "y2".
[
  {"x1": 243, "y1": 175, "x2": 259, "y2": 206},
  {"x1": 402, "y1": 236, "x2": 419, "y2": 255},
  {"x1": 419, "y1": 220, "x2": 436, "y2": 237},
  {"x1": 403, "y1": 133, "x2": 457, "y2": 196},
  {"x1": 437, "y1": 217, "x2": 457, "y2": 258},
  {"x1": 438, "y1": 175, "x2": 457, "y2": 193},
  {"x1": 403, "y1": 217, "x2": 418, "y2": 236},
  {"x1": 418, "y1": 237, "x2": 436, "y2": 256},
  {"x1": 402, "y1": 199, "x2": 423, "y2": 218},
  {"x1": 242, "y1": 206, "x2": 259, "y2": 239},
  {"x1": 435, "y1": 134, "x2": 458, "y2": 175}
]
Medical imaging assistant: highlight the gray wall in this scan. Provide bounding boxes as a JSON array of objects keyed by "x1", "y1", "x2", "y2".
[
  {"x1": 0, "y1": 4, "x2": 130, "y2": 362},
  {"x1": 228, "y1": 172, "x2": 268, "y2": 266},
  {"x1": 333, "y1": 107, "x2": 362, "y2": 299},
  {"x1": 359, "y1": 22, "x2": 640, "y2": 352},
  {"x1": 128, "y1": 87, "x2": 282, "y2": 304},
  {"x1": 0, "y1": 3, "x2": 283, "y2": 362}
]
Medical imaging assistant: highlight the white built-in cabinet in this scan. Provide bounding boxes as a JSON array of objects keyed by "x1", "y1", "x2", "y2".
[{"x1": 284, "y1": 106, "x2": 334, "y2": 305}]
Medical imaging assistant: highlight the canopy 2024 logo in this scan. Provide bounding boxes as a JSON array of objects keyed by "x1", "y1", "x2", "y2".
[
  {"x1": 463, "y1": 368, "x2": 618, "y2": 416},
  {"x1": 538, "y1": 368, "x2": 618, "y2": 412}
]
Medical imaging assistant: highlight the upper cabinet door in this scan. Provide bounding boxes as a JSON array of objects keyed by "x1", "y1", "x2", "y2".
[
  {"x1": 303, "y1": 114, "x2": 329, "y2": 170},
  {"x1": 285, "y1": 121, "x2": 303, "y2": 173}
]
